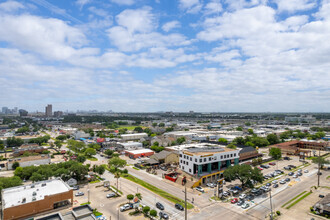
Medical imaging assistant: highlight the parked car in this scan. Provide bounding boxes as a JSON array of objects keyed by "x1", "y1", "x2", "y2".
[
  {"x1": 284, "y1": 166, "x2": 291, "y2": 170},
  {"x1": 288, "y1": 165, "x2": 296, "y2": 168},
  {"x1": 120, "y1": 204, "x2": 132, "y2": 212},
  {"x1": 279, "y1": 180, "x2": 286, "y2": 184},
  {"x1": 298, "y1": 169, "x2": 302, "y2": 172},
  {"x1": 159, "y1": 212, "x2": 169, "y2": 219},
  {"x1": 106, "y1": 193, "x2": 116, "y2": 198},
  {"x1": 195, "y1": 186, "x2": 205, "y2": 193},
  {"x1": 239, "y1": 194, "x2": 247, "y2": 199},
  {"x1": 271, "y1": 180, "x2": 278, "y2": 184},
  {"x1": 237, "y1": 200, "x2": 245, "y2": 206},
  {"x1": 297, "y1": 172, "x2": 302, "y2": 176},
  {"x1": 293, "y1": 174, "x2": 298, "y2": 178},
  {"x1": 266, "y1": 183, "x2": 271, "y2": 187},
  {"x1": 223, "y1": 191, "x2": 229, "y2": 197},
  {"x1": 160, "y1": 166, "x2": 167, "y2": 171},
  {"x1": 246, "y1": 194, "x2": 255, "y2": 201},
  {"x1": 206, "y1": 183, "x2": 215, "y2": 188},
  {"x1": 273, "y1": 184, "x2": 279, "y2": 188},
  {"x1": 260, "y1": 164, "x2": 269, "y2": 169},
  {"x1": 231, "y1": 198, "x2": 238, "y2": 204},
  {"x1": 285, "y1": 178, "x2": 290, "y2": 182},
  {"x1": 175, "y1": 203, "x2": 184, "y2": 211},
  {"x1": 288, "y1": 172, "x2": 294, "y2": 176},
  {"x1": 269, "y1": 162, "x2": 276, "y2": 166},
  {"x1": 241, "y1": 203, "x2": 250, "y2": 209},
  {"x1": 258, "y1": 167, "x2": 263, "y2": 171},
  {"x1": 75, "y1": 192, "x2": 84, "y2": 196},
  {"x1": 283, "y1": 157, "x2": 291, "y2": 160},
  {"x1": 72, "y1": 185, "x2": 79, "y2": 190},
  {"x1": 318, "y1": 172, "x2": 322, "y2": 175},
  {"x1": 275, "y1": 170, "x2": 283, "y2": 174},
  {"x1": 304, "y1": 169, "x2": 309, "y2": 173},
  {"x1": 156, "y1": 202, "x2": 165, "y2": 210},
  {"x1": 319, "y1": 195, "x2": 325, "y2": 198}
]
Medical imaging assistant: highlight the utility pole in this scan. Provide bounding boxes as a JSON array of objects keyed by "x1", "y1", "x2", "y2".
[
  {"x1": 269, "y1": 190, "x2": 273, "y2": 220},
  {"x1": 317, "y1": 149, "x2": 321, "y2": 187},
  {"x1": 185, "y1": 184, "x2": 187, "y2": 220}
]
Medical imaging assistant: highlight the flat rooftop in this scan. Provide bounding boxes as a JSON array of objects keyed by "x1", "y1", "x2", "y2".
[
  {"x1": 2, "y1": 179, "x2": 71, "y2": 209},
  {"x1": 121, "y1": 133, "x2": 147, "y2": 137},
  {"x1": 166, "y1": 143, "x2": 227, "y2": 151},
  {"x1": 183, "y1": 146, "x2": 236, "y2": 156},
  {"x1": 125, "y1": 149, "x2": 154, "y2": 154}
]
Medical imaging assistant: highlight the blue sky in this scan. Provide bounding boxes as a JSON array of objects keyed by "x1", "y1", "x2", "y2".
[{"x1": 0, "y1": 0, "x2": 329, "y2": 112}]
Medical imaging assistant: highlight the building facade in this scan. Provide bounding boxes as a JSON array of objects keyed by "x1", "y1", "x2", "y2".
[
  {"x1": 45, "y1": 104, "x2": 52, "y2": 117},
  {"x1": 1, "y1": 179, "x2": 73, "y2": 220}
]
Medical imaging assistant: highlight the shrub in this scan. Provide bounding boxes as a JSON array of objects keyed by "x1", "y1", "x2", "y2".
[
  {"x1": 276, "y1": 211, "x2": 281, "y2": 216},
  {"x1": 310, "y1": 207, "x2": 314, "y2": 212},
  {"x1": 122, "y1": 169, "x2": 128, "y2": 174}
]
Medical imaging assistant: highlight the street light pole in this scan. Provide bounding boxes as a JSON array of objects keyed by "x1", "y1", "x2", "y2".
[
  {"x1": 317, "y1": 149, "x2": 321, "y2": 187},
  {"x1": 185, "y1": 184, "x2": 187, "y2": 220}
]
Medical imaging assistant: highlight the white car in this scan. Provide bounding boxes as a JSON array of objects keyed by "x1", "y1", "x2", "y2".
[
  {"x1": 239, "y1": 194, "x2": 247, "y2": 199},
  {"x1": 106, "y1": 193, "x2": 116, "y2": 198},
  {"x1": 98, "y1": 217, "x2": 107, "y2": 220},
  {"x1": 241, "y1": 203, "x2": 250, "y2": 209},
  {"x1": 195, "y1": 186, "x2": 205, "y2": 192},
  {"x1": 206, "y1": 183, "x2": 215, "y2": 188},
  {"x1": 272, "y1": 180, "x2": 278, "y2": 184},
  {"x1": 120, "y1": 204, "x2": 132, "y2": 212},
  {"x1": 304, "y1": 169, "x2": 309, "y2": 173},
  {"x1": 75, "y1": 192, "x2": 84, "y2": 196}
]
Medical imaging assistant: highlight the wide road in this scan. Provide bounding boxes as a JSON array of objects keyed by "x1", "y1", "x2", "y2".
[{"x1": 246, "y1": 166, "x2": 329, "y2": 219}]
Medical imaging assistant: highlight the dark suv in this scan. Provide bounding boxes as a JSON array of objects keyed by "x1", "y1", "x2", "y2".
[
  {"x1": 156, "y1": 202, "x2": 164, "y2": 210},
  {"x1": 175, "y1": 203, "x2": 184, "y2": 211}
]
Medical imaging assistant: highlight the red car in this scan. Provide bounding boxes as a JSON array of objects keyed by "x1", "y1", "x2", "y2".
[
  {"x1": 257, "y1": 167, "x2": 263, "y2": 170},
  {"x1": 231, "y1": 198, "x2": 238, "y2": 204},
  {"x1": 269, "y1": 162, "x2": 276, "y2": 166}
]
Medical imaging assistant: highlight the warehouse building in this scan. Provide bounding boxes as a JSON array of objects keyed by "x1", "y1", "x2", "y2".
[
  {"x1": 6, "y1": 155, "x2": 51, "y2": 170},
  {"x1": 1, "y1": 179, "x2": 73, "y2": 220}
]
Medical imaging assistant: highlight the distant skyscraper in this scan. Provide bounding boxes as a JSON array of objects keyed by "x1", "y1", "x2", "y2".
[
  {"x1": 2, "y1": 107, "x2": 8, "y2": 114},
  {"x1": 45, "y1": 104, "x2": 52, "y2": 117},
  {"x1": 19, "y1": 109, "x2": 28, "y2": 117},
  {"x1": 14, "y1": 107, "x2": 18, "y2": 114}
]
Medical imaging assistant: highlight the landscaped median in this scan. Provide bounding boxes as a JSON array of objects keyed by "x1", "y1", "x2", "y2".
[
  {"x1": 281, "y1": 191, "x2": 312, "y2": 209},
  {"x1": 122, "y1": 173, "x2": 194, "y2": 209}
]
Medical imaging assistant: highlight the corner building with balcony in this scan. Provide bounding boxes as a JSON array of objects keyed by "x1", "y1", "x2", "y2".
[{"x1": 178, "y1": 144, "x2": 240, "y2": 187}]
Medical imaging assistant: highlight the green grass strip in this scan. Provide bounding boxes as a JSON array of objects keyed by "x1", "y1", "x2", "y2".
[
  {"x1": 286, "y1": 192, "x2": 312, "y2": 209},
  {"x1": 281, "y1": 191, "x2": 307, "y2": 208},
  {"x1": 122, "y1": 174, "x2": 194, "y2": 209}
]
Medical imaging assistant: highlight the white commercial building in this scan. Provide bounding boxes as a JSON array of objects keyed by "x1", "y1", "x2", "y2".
[
  {"x1": 120, "y1": 133, "x2": 148, "y2": 141},
  {"x1": 178, "y1": 143, "x2": 240, "y2": 176},
  {"x1": 6, "y1": 155, "x2": 51, "y2": 170}
]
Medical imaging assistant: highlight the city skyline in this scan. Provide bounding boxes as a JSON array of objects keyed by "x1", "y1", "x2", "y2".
[{"x1": 0, "y1": 0, "x2": 330, "y2": 112}]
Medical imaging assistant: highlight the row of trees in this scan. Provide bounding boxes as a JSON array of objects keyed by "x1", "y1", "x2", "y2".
[
  {"x1": 28, "y1": 135, "x2": 51, "y2": 145},
  {"x1": 14, "y1": 161, "x2": 89, "y2": 182},
  {"x1": 223, "y1": 164, "x2": 263, "y2": 188},
  {"x1": 232, "y1": 135, "x2": 271, "y2": 147}
]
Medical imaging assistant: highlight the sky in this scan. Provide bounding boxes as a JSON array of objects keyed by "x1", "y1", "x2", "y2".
[{"x1": 0, "y1": 0, "x2": 330, "y2": 112}]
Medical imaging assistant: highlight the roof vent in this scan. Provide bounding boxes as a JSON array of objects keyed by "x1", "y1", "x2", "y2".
[
  {"x1": 32, "y1": 191, "x2": 37, "y2": 196},
  {"x1": 22, "y1": 198, "x2": 26, "y2": 203},
  {"x1": 42, "y1": 183, "x2": 46, "y2": 187},
  {"x1": 31, "y1": 184, "x2": 35, "y2": 188},
  {"x1": 32, "y1": 197, "x2": 36, "y2": 201}
]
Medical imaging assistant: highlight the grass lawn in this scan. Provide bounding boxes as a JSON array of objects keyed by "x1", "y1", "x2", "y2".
[
  {"x1": 281, "y1": 191, "x2": 307, "y2": 208},
  {"x1": 122, "y1": 174, "x2": 194, "y2": 209},
  {"x1": 132, "y1": 167, "x2": 140, "y2": 170},
  {"x1": 80, "y1": 202, "x2": 91, "y2": 205},
  {"x1": 119, "y1": 125, "x2": 147, "y2": 130},
  {"x1": 111, "y1": 185, "x2": 123, "y2": 195},
  {"x1": 89, "y1": 179, "x2": 101, "y2": 184},
  {"x1": 286, "y1": 192, "x2": 312, "y2": 209},
  {"x1": 87, "y1": 157, "x2": 98, "y2": 161}
]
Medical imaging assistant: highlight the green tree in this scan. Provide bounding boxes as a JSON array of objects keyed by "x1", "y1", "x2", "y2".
[
  {"x1": 267, "y1": 134, "x2": 279, "y2": 145},
  {"x1": 0, "y1": 140, "x2": 4, "y2": 151},
  {"x1": 245, "y1": 122, "x2": 251, "y2": 126},
  {"x1": 150, "y1": 145, "x2": 164, "y2": 153},
  {"x1": 166, "y1": 127, "x2": 174, "y2": 132},
  {"x1": 269, "y1": 148, "x2": 282, "y2": 160},
  {"x1": 232, "y1": 137, "x2": 245, "y2": 145},
  {"x1": 152, "y1": 123, "x2": 158, "y2": 127},
  {"x1": 77, "y1": 155, "x2": 86, "y2": 163},
  {"x1": 12, "y1": 162, "x2": 20, "y2": 170},
  {"x1": 177, "y1": 137, "x2": 186, "y2": 145},
  {"x1": 94, "y1": 165, "x2": 105, "y2": 175},
  {"x1": 134, "y1": 126, "x2": 144, "y2": 133},
  {"x1": 251, "y1": 137, "x2": 269, "y2": 147},
  {"x1": 127, "y1": 194, "x2": 134, "y2": 202},
  {"x1": 312, "y1": 157, "x2": 329, "y2": 169},
  {"x1": 247, "y1": 129, "x2": 254, "y2": 135},
  {"x1": 150, "y1": 209, "x2": 157, "y2": 218},
  {"x1": 0, "y1": 176, "x2": 23, "y2": 191},
  {"x1": 30, "y1": 172, "x2": 44, "y2": 182},
  {"x1": 236, "y1": 126, "x2": 243, "y2": 131},
  {"x1": 218, "y1": 138, "x2": 228, "y2": 144},
  {"x1": 108, "y1": 157, "x2": 127, "y2": 171},
  {"x1": 114, "y1": 171, "x2": 121, "y2": 193},
  {"x1": 227, "y1": 144, "x2": 237, "y2": 149},
  {"x1": 143, "y1": 206, "x2": 150, "y2": 216},
  {"x1": 88, "y1": 143, "x2": 101, "y2": 151},
  {"x1": 223, "y1": 164, "x2": 263, "y2": 188},
  {"x1": 158, "y1": 123, "x2": 165, "y2": 127},
  {"x1": 56, "y1": 135, "x2": 67, "y2": 141},
  {"x1": 16, "y1": 126, "x2": 30, "y2": 134},
  {"x1": 135, "y1": 193, "x2": 142, "y2": 200},
  {"x1": 54, "y1": 140, "x2": 62, "y2": 150},
  {"x1": 245, "y1": 141, "x2": 255, "y2": 147},
  {"x1": 6, "y1": 137, "x2": 24, "y2": 147},
  {"x1": 104, "y1": 149, "x2": 114, "y2": 157},
  {"x1": 84, "y1": 148, "x2": 96, "y2": 157}
]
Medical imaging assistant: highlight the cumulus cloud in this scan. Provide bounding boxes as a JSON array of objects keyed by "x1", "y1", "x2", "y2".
[
  {"x1": 111, "y1": 0, "x2": 135, "y2": 6},
  {"x1": 162, "y1": 21, "x2": 181, "y2": 32},
  {"x1": 0, "y1": 0, "x2": 24, "y2": 12},
  {"x1": 179, "y1": 0, "x2": 202, "y2": 13},
  {"x1": 274, "y1": 0, "x2": 317, "y2": 12}
]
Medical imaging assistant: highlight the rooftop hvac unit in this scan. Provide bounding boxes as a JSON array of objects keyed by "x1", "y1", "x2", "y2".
[
  {"x1": 22, "y1": 198, "x2": 26, "y2": 203},
  {"x1": 42, "y1": 183, "x2": 46, "y2": 187},
  {"x1": 32, "y1": 191, "x2": 37, "y2": 196},
  {"x1": 31, "y1": 184, "x2": 35, "y2": 188},
  {"x1": 32, "y1": 197, "x2": 36, "y2": 201}
]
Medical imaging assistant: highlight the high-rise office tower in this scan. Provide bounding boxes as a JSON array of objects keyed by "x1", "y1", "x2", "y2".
[{"x1": 45, "y1": 104, "x2": 52, "y2": 117}]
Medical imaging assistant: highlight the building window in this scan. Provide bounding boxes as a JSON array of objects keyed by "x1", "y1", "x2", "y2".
[
  {"x1": 180, "y1": 154, "x2": 182, "y2": 158},
  {"x1": 189, "y1": 169, "x2": 192, "y2": 173},
  {"x1": 231, "y1": 154, "x2": 233, "y2": 157},
  {"x1": 209, "y1": 157, "x2": 211, "y2": 161},
  {"x1": 195, "y1": 158, "x2": 197, "y2": 162},
  {"x1": 221, "y1": 155, "x2": 223, "y2": 159},
  {"x1": 214, "y1": 156, "x2": 217, "y2": 160},
  {"x1": 224, "y1": 155, "x2": 226, "y2": 159},
  {"x1": 184, "y1": 155, "x2": 186, "y2": 159},
  {"x1": 182, "y1": 166, "x2": 185, "y2": 170},
  {"x1": 234, "y1": 153, "x2": 236, "y2": 157},
  {"x1": 180, "y1": 160, "x2": 182, "y2": 163},
  {"x1": 204, "y1": 158, "x2": 206, "y2": 162},
  {"x1": 190, "y1": 157, "x2": 192, "y2": 161},
  {"x1": 200, "y1": 159, "x2": 202, "y2": 163},
  {"x1": 186, "y1": 162, "x2": 189, "y2": 165}
]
